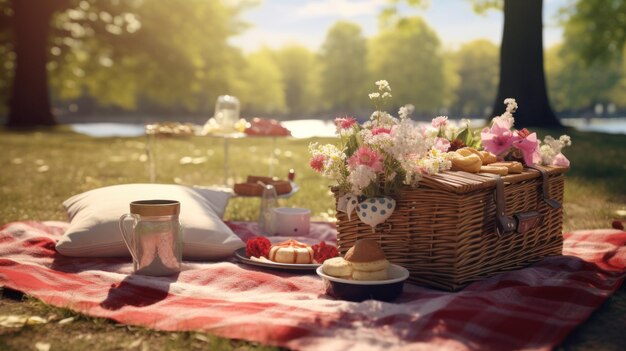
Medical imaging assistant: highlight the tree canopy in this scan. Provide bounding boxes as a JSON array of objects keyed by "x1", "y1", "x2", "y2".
[
  {"x1": 319, "y1": 21, "x2": 369, "y2": 114},
  {"x1": 368, "y1": 17, "x2": 448, "y2": 114},
  {"x1": 452, "y1": 39, "x2": 499, "y2": 117},
  {"x1": 1, "y1": 0, "x2": 624, "y2": 124}
]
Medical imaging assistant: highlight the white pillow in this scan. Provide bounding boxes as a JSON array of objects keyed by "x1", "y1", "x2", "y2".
[{"x1": 56, "y1": 183, "x2": 244, "y2": 260}]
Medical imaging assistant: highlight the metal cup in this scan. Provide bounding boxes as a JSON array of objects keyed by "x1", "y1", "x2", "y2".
[{"x1": 119, "y1": 200, "x2": 182, "y2": 276}]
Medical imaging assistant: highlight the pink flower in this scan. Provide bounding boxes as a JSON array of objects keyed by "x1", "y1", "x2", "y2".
[
  {"x1": 372, "y1": 127, "x2": 391, "y2": 135},
  {"x1": 309, "y1": 154, "x2": 326, "y2": 173},
  {"x1": 481, "y1": 119, "x2": 515, "y2": 156},
  {"x1": 335, "y1": 116, "x2": 357, "y2": 130},
  {"x1": 432, "y1": 116, "x2": 448, "y2": 128},
  {"x1": 348, "y1": 146, "x2": 383, "y2": 172},
  {"x1": 433, "y1": 137, "x2": 450, "y2": 152},
  {"x1": 552, "y1": 153, "x2": 570, "y2": 167},
  {"x1": 512, "y1": 131, "x2": 541, "y2": 166}
]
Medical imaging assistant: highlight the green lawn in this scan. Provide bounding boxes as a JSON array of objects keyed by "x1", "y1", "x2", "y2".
[{"x1": 0, "y1": 126, "x2": 625, "y2": 350}]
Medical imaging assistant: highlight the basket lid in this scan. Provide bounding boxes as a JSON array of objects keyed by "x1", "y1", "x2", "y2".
[{"x1": 419, "y1": 166, "x2": 569, "y2": 194}]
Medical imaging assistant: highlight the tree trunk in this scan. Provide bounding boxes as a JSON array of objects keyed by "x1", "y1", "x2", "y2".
[
  {"x1": 6, "y1": 0, "x2": 57, "y2": 127},
  {"x1": 492, "y1": 0, "x2": 561, "y2": 128}
]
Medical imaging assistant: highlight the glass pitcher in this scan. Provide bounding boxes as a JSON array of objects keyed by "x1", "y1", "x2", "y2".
[
  {"x1": 119, "y1": 200, "x2": 183, "y2": 276},
  {"x1": 214, "y1": 95, "x2": 240, "y2": 133}
]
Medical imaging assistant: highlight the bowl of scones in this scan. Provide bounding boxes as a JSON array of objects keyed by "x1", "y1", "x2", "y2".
[{"x1": 316, "y1": 239, "x2": 409, "y2": 302}]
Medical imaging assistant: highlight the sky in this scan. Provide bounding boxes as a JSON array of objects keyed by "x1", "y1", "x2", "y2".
[{"x1": 230, "y1": 0, "x2": 570, "y2": 53}]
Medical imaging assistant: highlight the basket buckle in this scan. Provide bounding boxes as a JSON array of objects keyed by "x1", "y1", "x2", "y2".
[
  {"x1": 494, "y1": 175, "x2": 546, "y2": 236},
  {"x1": 528, "y1": 166, "x2": 562, "y2": 209},
  {"x1": 494, "y1": 175, "x2": 517, "y2": 236}
]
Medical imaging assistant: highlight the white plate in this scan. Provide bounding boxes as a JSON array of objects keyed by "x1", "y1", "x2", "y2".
[
  {"x1": 316, "y1": 264, "x2": 410, "y2": 285},
  {"x1": 234, "y1": 247, "x2": 320, "y2": 271}
]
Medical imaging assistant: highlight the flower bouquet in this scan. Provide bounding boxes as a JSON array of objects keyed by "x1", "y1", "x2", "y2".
[{"x1": 310, "y1": 80, "x2": 571, "y2": 230}]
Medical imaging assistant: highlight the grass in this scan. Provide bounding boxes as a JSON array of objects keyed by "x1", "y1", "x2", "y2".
[{"x1": 0, "y1": 126, "x2": 625, "y2": 350}]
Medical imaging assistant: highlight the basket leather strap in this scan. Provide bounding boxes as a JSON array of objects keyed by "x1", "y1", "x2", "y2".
[
  {"x1": 528, "y1": 166, "x2": 562, "y2": 209},
  {"x1": 493, "y1": 175, "x2": 544, "y2": 236},
  {"x1": 493, "y1": 175, "x2": 517, "y2": 236}
]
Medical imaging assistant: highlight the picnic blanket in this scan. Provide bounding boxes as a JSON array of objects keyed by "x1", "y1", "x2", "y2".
[{"x1": 1, "y1": 221, "x2": 625, "y2": 351}]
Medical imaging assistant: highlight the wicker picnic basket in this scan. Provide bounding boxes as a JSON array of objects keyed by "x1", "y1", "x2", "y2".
[{"x1": 335, "y1": 165, "x2": 568, "y2": 291}]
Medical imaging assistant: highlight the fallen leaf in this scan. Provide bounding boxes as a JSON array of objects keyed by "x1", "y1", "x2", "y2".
[
  {"x1": 179, "y1": 156, "x2": 193, "y2": 165},
  {"x1": 194, "y1": 334, "x2": 209, "y2": 342},
  {"x1": 127, "y1": 338, "x2": 143, "y2": 348},
  {"x1": 58, "y1": 317, "x2": 75, "y2": 324},
  {"x1": 35, "y1": 342, "x2": 51, "y2": 351},
  {"x1": 0, "y1": 315, "x2": 48, "y2": 328},
  {"x1": 37, "y1": 165, "x2": 50, "y2": 173}
]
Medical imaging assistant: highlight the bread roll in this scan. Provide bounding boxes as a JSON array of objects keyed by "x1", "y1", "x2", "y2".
[
  {"x1": 490, "y1": 161, "x2": 523, "y2": 174},
  {"x1": 450, "y1": 152, "x2": 482, "y2": 173},
  {"x1": 479, "y1": 165, "x2": 509, "y2": 175},
  {"x1": 458, "y1": 147, "x2": 482, "y2": 159},
  {"x1": 479, "y1": 151, "x2": 498, "y2": 165}
]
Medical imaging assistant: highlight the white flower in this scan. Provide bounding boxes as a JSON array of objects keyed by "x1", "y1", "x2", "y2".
[
  {"x1": 369, "y1": 111, "x2": 398, "y2": 127},
  {"x1": 369, "y1": 92, "x2": 380, "y2": 100},
  {"x1": 493, "y1": 98, "x2": 518, "y2": 127},
  {"x1": 375, "y1": 80, "x2": 391, "y2": 92},
  {"x1": 382, "y1": 92, "x2": 392, "y2": 99},
  {"x1": 538, "y1": 134, "x2": 572, "y2": 166},
  {"x1": 559, "y1": 135, "x2": 572, "y2": 146},
  {"x1": 398, "y1": 104, "x2": 414, "y2": 120},
  {"x1": 504, "y1": 98, "x2": 518, "y2": 113},
  {"x1": 540, "y1": 144, "x2": 556, "y2": 165},
  {"x1": 386, "y1": 119, "x2": 429, "y2": 166},
  {"x1": 348, "y1": 165, "x2": 377, "y2": 195},
  {"x1": 360, "y1": 128, "x2": 393, "y2": 149}
]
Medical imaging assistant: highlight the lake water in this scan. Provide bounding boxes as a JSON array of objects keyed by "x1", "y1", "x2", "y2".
[{"x1": 70, "y1": 118, "x2": 626, "y2": 138}]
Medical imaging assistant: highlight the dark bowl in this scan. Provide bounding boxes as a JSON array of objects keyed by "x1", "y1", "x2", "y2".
[{"x1": 316, "y1": 264, "x2": 410, "y2": 302}]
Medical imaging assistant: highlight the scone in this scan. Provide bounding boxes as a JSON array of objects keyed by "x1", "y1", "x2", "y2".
[
  {"x1": 322, "y1": 257, "x2": 352, "y2": 279},
  {"x1": 344, "y1": 239, "x2": 389, "y2": 280}
]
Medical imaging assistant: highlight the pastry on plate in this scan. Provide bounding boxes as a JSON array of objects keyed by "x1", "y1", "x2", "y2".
[
  {"x1": 344, "y1": 239, "x2": 390, "y2": 280},
  {"x1": 269, "y1": 239, "x2": 314, "y2": 264}
]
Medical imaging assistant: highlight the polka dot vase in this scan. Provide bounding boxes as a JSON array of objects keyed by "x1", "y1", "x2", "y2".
[{"x1": 356, "y1": 197, "x2": 396, "y2": 231}]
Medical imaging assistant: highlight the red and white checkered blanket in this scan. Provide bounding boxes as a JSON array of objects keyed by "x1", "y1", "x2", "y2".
[{"x1": 1, "y1": 221, "x2": 625, "y2": 350}]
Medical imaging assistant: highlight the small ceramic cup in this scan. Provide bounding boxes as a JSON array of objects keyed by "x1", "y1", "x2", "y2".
[{"x1": 273, "y1": 207, "x2": 310, "y2": 236}]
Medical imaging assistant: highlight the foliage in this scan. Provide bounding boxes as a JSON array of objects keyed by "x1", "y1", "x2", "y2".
[
  {"x1": 0, "y1": 0, "x2": 624, "y2": 119},
  {"x1": 232, "y1": 48, "x2": 287, "y2": 116},
  {"x1": 46, "y1": 0, "x2": 248, "y2": 114},
  {"x1": 452, "y1": 39, "x2": 499, "y2": 117},
  {"x1": 368, "y1": 17, "x2": 448, "y2": 114},
  {"x1": 560, "y1": 0, "x2": 626, "y2": 65},
  {"x1": 318, "y1": 21, "x2": 369, "y2": 114},
  {"x1": 272, "y1": 44, "x2": 321, "y2": 116},
  {"x1": 545, "y1": 43, "x2": 624, "y2": 113}
]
